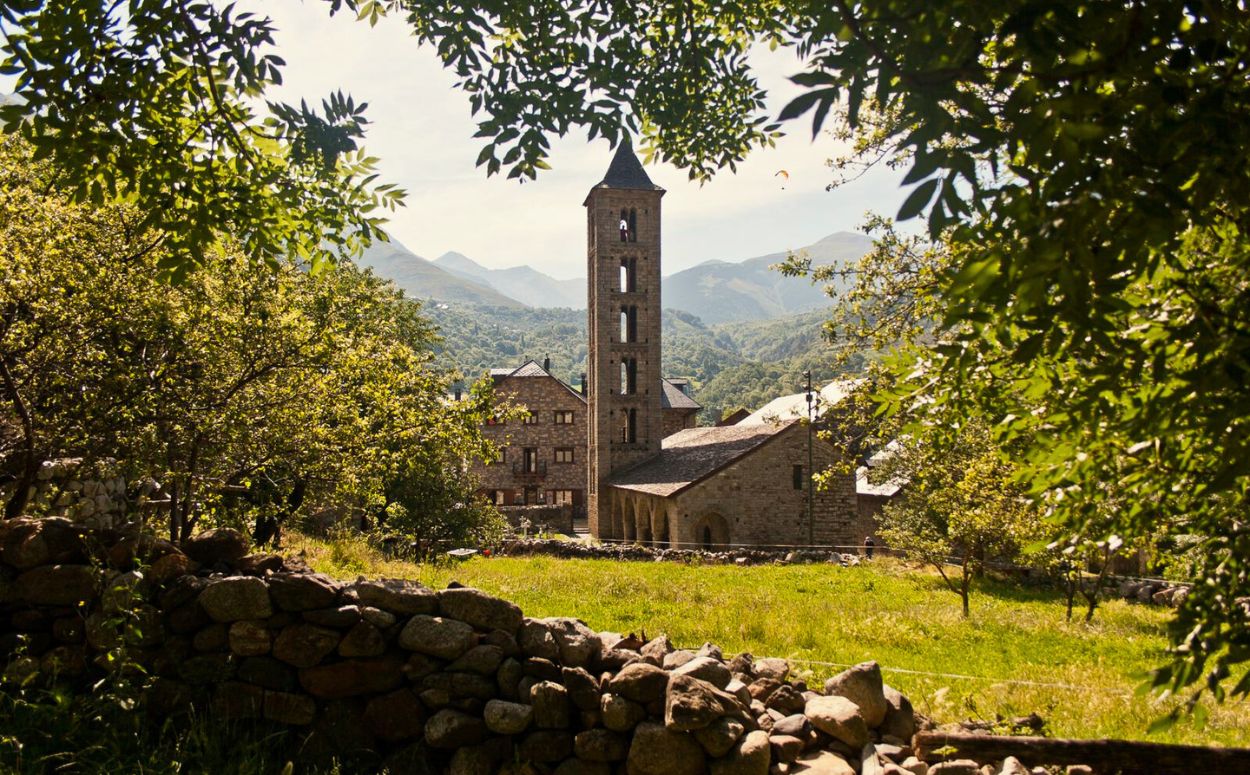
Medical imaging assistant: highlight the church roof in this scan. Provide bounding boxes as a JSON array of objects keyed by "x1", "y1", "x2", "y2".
[
  {"x1": 589, "y1": 138, "x2": 665, "y2": 193},
  {"x1": 608, "y1": 421, "x2": 794, "y2": 497},
  {"x1": 660, "y1": 378, "x2": 701, "y2": 411},
  {"x1": 737, "y1": 380, "x2": 857, "y2": 426}
]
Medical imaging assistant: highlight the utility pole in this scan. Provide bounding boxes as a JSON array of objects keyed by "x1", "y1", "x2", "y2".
[{"x1": 804, "y1": 370, "x2": 814, "y2": 546}]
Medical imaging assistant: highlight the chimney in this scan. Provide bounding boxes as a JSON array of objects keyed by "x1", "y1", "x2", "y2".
[
  {"x1": 580, "y1": 373, "x2": 587, "y2": 396},
  {"x1": 543, "y1": 355, "x2": 551, "y2": 372}
]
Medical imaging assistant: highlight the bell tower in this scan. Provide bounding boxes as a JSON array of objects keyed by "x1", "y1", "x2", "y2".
[{"x1": 585, "y1": 139, "x2": 665, "y2": 539}]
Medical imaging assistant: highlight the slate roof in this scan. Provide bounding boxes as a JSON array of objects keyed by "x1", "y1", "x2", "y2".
[
  {"x1": 590, "y1": 139, "x2": 665, "y2": 193},
  {"x1": 738, "y1": 380, "x2": 857, "y2": 426},
  {"x1": 608, "y1": 422, "x2": 793, "y2": 497},
  {"x1": 856, "y1": 440, "x2": 906, "y2": 498},
  {"x1": 660, "y1": 378, "x2": 701, "y2": 411},
  {"x1": 492, "y1": 360, "x2": 586, "y2": 402}
]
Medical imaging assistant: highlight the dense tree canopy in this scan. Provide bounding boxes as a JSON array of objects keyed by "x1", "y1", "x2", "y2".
[{"x1": 0, "y1": 136, "x2": 502, "y2": 547}]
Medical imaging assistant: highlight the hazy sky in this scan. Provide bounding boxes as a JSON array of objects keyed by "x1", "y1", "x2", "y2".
[{"x1": 8, "y1": 3, "x2": 909, "y2": 279}]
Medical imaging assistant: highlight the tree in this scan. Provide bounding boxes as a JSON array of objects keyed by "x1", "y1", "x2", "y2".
[
  {"x1": 876, "y1": 420, "x2": 1044, "y2": 618},
  {"x1": 0, "y1": 135, "x2": 502, "y2": 546}
]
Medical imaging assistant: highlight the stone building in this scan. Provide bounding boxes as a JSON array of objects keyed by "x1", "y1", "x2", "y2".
[
  {"x1": 583, "y1": 142, "x2": 861, "y2": 549},
  {"x1": 470, "y1": 356, "x2": 699, "y2": 521}
]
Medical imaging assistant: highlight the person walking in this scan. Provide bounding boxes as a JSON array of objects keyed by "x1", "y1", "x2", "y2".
[{"x1": 863, "y1": 535, "x2": 875, "y2": 559}]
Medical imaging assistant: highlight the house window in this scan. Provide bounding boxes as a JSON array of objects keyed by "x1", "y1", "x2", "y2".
[
  {"x1": 620, "y1": 305, "x2": 637, "y2": 343},
  {"x1": 792, "y1": 464, "x2": 804, "y2": 490},
  {"x1": 620, "y1": 358, "x2": 637, "y2": 395},
  {"x1": 522, "y1": 448, "x2": 539, "y2": 473},
  {"x1": 620, "y1": 408, "x2": 637, "y2": 443},
  {"x1": 491, "y1": 447, "x2": 506, "y2": 465},
  {"x1": 554, "y1": 447, "x2": 574, "y2": 464},
  {"x1": 551, "y1": 490, "x2": 574, "y2": 506},
  {"x1": 494, "y1": 490, "x2": 508, "y2": 505},
  {"x1": 554, "y1": 410, "x2": 575, "y2": 425},
  {"x1": 628, "y1": 208, "x2": 638, "y2": 242},
  {"x1": 620, "y1": 257, "x2": 636, "y2": 292},
  {"x1": 523, "y1": 411, "x2": 538, "y2": 425}
]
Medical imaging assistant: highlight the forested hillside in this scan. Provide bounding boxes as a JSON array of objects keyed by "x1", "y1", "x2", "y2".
[{"x1": 424, "y1": 304, "x2": 859, "y2": 423}]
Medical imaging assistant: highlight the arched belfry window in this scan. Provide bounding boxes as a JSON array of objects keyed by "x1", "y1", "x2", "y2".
[
  {"x1": 628, "y1": 208, "x2": 638, "y2": 242},
  {"x1": 619, "y1": 257, "x2": 636, "y2": 293},
  {"x1": 619, "y1": 358, "x2": 637, "y2": 395},
  {"x1": 619, "y1": 209, "x2": 630, "y2": 242},
  {"x1": 620, "y1": 408, "x2": 637, "y2": 443},
  {"x1": 620, "y1": 305, "x2": 637, "y2": 343}
]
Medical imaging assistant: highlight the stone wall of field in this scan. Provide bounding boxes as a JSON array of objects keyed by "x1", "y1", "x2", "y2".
[{"x1": 0, "y1": 517, "x2": 929, "y2": 773}]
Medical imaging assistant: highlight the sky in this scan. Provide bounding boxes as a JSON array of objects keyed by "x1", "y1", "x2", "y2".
[{"x1": 7, "y1": 2, "x2": 909, "y2": 280}]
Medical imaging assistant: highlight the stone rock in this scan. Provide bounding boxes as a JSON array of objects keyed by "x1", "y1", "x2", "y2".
[
  {"x1": 0, "y1": 518, "x2": 85, "y2": 569},
  {"x1": 748, "y1": 677, "x2": 782, "y2": 703},
  {"x1": 640, "y1": 634, "x2": 673, "y2": 666},
  {"x1": 771, "y1": 714, "x2": 809, "y2": 738},
  {"x1": 727, "y1": 653, "x2": 755, "y2": 678},
  {"x1": 450, "y1": 744, "x2": 496, "y2": 775},
  {"x1": 769, "y1": 734, "x2": 804, "y2": 763},
  {"x1": 303, "y1": 605, "x2": 362, "y2": 628},
  {"x1": 299, "y1": 656, "x2": 404, "y2": 699},
  {"x1": 425, "y1": 709, "x2": 487, "y2": 749},
  {"x1": 765, "y1": 684, "x2": 805, "y2": 715},
  {"x1": 562, "y1": 666, "x2": 602, "y2": 710},
  {"x1": 531, "y1": 680, "x2": 571, "y2": 728},
  {"x1": 928, "y1": 761, "x2": 978, "y2": 775},
  {"x1": 698, "y1": 642, "x2": 724, "y2": 661},
  {"x1": 608, "y1": 662, "x2": 670, "y2": 704},
  {"x1": 361, "y1": 606, "x2": 397, "y2": 629},
  {"x1": 898, "y1": 756, "x2": 928, "y2": 775},
  {"x1": 182, "y1": 528, "x2": 249, "y2": 566},
  {"x1": 365, "y1": 688, "x2": 428, "y2": 741},
  {"x1": 179, "y1": 653, "x2": 236, "y2": 685},
  {"x1": 484, "y1": 698, "x2": 533, "y2": 735},
  {"x1": 496, "y1": 657, "x2": 524, "y2": 700},
  {"x1": 14, "y1": 564, "x2": 99, "y2": 606},
  {"x1": 149, "y1": 553, "x2": 197, "y2": 585},
  {"x1": 574, "y1": 729, "x2": 630, "y2": 762},
  {"x1": 694, "y1": 716, "x2": 747, "y2": 757},
  {"x1": 273, "y1": 623, "x2": 341, "y2": 668},
  {"x1": 804, "y1": 695, "x2": 869, "y2": 750},
  {"x1": 555, "y1": 759, "x2": 612, "y2": 775},
  {"x1": 823, "y1": 662, "x2": 887, "y2": 728},
  {"x1": 193, "y1": 623, "x2": 229, "y2": 652},
  {"x1": 518, "y1": 618, "x2": 561, "y2": 660},
  {"x1": 399, "y1": 614, "x2": 477, "y2": 659},
  {"x1": 664, "y1": 649, "x2": 698, "y2": 670},
  {"x1": 672, "y1": 656, "x2": 733, "y2": 689},
  {"x1": 269, "y1": 573, "x2": 339, "y2": 611},
  {"x1": 448, "y1": 644, "x2": 505, "y2": 675},
  {"x1": 235, "y1": 553, "x2": 283, "y2": 576},
  {"x1": 336, "y1": 620, "x2": 385, "y2": 658},
  {"x1": 998, "y1": 758, "x2": 1029, "y2": 775},
  {"x1": 791, "y1": 750, "x2": 856, "y2": 775},
  {"x1": 596, "y1": 647, "x2": 641, "y2": 672},
  {"x1": 1064, "y1": 767, "x2": 1093, "y2": 775},
  {"x1": 666, "y1": 673, "x2": 746, "y2": 732},
  {"x1": 422, "y1": 670, "x2": 498, "y2": 701},
  {"x1": 213, "y1": 681, "x2": 264, "y2": 719},
  {"x1": 710, "y1": 729, "x2": 770, "y2": 775},
  {"x1": 518, "y1": 730, "x2": 574, "y2": 763},
  {"x1": 544, "y1": 617, "x2": 602, "y2": 667},
  {"x1": 228, "y1": 620, "x2": 271, "y2": 656},
  {"x1": 881, "y1": 685, "x2": 916, "y2": 741},
  {"x1": 347, "y1": 577, "x2": 439, "y2": 615},
  {"x1": 524, "y1": 656, "x2": 562, "y2": 681},
  {"x1": 264, "y1": 690, "x2": 316, "y2": 725},
  {"x1": 754, "y1": 658, "x2": 789, "y2": 682},
  {"x1": 238, "y1": 656, "x2": 297, "y2": 691},
  {"x1": 601, "y1": 692, "x2": 647, "y2": 732},
  {"x1": 198, "y1": 576, "x2": 273, "y2": 622},
  {"x1": 439, "y1": 587, "x2": 523, "y2": 634},
  {"x1": 626, "y1": 720, "x2": 707, "y2": 775}
]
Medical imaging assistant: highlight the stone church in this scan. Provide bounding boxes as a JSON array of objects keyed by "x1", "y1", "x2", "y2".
[{"x1": 583, "y1": 142, "x2": 861, "y2": 550}]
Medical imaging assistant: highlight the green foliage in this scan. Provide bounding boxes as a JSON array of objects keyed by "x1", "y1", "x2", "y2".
[
  {"x1": 0, "y1": 136, "x2": 497, "y2": 546},
  {"x1": 0, "y1": 0, "x2": 403, "y2": 277}
]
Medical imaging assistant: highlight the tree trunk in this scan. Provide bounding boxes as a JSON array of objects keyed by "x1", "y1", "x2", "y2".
[
  {"x1": 0, "y1": 356, "x2": 38, "y2": 520},
  {"x1": 960, "y1": 556, "x2": 972, "y2": 618}
]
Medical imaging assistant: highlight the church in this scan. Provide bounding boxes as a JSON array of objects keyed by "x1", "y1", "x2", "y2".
[{"x1": 582, "y1": 142, "x2": 864, "y2": 550}]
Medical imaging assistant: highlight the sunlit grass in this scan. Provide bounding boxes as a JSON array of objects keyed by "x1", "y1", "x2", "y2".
[{"x1": 288, "y1": 531, "x2": 1250, "y2": 747}]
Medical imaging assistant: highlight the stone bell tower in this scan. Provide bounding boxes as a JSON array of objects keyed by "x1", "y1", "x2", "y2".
[{"x1": 585, "y1": 140, "x2": 665, "y2": 539}]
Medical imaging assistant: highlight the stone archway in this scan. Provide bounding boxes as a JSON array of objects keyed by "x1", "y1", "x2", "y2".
[
  {"x1": 621, "y1": 493, "x2": 637, "y2": 542},
  {"x1": 691, "y1": 513, "x2": 730, "y2": 551},
  {"x1": 635, "y1": 498, "x2": 652, "y2": 546},
  {"x1": 650, "y1": 501, "x2": 668, "y2": 548}
]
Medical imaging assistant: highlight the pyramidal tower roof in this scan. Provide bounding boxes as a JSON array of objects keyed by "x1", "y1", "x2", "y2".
[{"x1": 589, "y1": 138, "x2": 665, "y2": 194}]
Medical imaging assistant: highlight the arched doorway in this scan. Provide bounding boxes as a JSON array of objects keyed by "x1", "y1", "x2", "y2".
[{"x1": 691, "y1": 513, "x2": 730, "y2": 550}]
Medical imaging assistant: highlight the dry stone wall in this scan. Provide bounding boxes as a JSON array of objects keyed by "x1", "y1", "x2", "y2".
[{"x1": 1, "y1": 517, "x2": 1089, "y2": 775}]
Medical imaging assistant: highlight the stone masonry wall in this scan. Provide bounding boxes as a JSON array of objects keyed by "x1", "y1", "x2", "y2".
[{"x1": 0, "y1": 517, "x2": 930, "y2": 774}]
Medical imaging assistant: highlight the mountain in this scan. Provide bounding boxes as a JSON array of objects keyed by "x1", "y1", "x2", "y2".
[
  {"x1": 434, "y1": 252, "x2": 584, "y2": 309},
  {"x1": 356, "y1": 239, "x2": 524, "y2": 308},
  {"x1": 661, "y1": 231, "x2": 873, "y2": 325}
]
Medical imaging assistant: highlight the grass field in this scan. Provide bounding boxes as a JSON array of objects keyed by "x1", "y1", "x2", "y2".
[{"x1": 291, "y1": 532, "x2": 1250, "y2": 748}]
